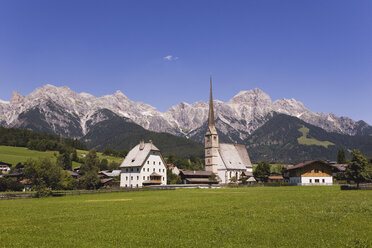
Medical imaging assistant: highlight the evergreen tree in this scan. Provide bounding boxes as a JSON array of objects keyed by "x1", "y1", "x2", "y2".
[
  {"x1": 56, "y1": 152, "x2": 72, "y2": 171},
  {"x1": 337, "y1": 148, "x2": 347, "y2": 164},
  {"x1": 253, "y1": 161, "x2": 271, "y2": 182},
  {"x1": 345, "y1": 150, "x2": 372, "y2": 188},
  {"x1": 79, "y1": 149, "x2": 100, "y2": 189},
  {"x1": 99, "y1": 159, "x2": 109, "y2": 171}
]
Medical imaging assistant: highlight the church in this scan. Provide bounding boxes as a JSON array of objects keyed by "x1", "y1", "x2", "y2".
[{"x1": 204, "y1": 76, "x2": 253, "y2": 184}]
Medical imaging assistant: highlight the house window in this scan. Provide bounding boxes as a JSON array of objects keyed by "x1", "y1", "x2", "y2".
[
  {"x1": 136, "y1": 184, "x2": 138, "y2": 188},
  {"x1": 148, "y1": 176, "x2": 149, "y2": 180},
  {"x1": 137, "y1": 176, "x2": 139, "y2": 180},
  {"x1": 159, "y1": 162, "x2": 161, "y2": 165},
  {"x1": 214, "y1": 136, "x2": 216, "y2": 140},
  {"x1": 147, "y1": 168, "x2": 149, "y2": 172},
  {"x1": 125, "y1": 184, "x2": 127, "y2": 187},
  {"x1": 153, "y1": 161, "x2": 155, "y2": 165},
  {"x1": 131, "y1": 176, "x2": 133, "y2": 180},
  {"x1": 126, "y1": 176, "x2": 128, "y2": 180},
  {"x1": 153, "y1": 168, "x2": 155, "y2": 172},
  {"x1": 132, "y1": 159, "x2": 135, "y2": 162},
  {"x1": 309, "y1": 179, "x2": 312, "y2": 183},
  {"x1": 147, "y1": 161, "x2": 149, "y2": 164},
  {"x1": 143, "y1": 176, "x2": 145, "y2": 180},
  {"x1": 159, "y1": 169, "x2": 161, "y2": 172},
  {"x1": 162, "y1": 177, "x2": 164, "y2": 181},
  {"x1": 322, "y1": 179, "x2": 325, "y2": 183},
  {"x1": 143, "y1": 168, "x2": 145, "y2": 171},
  {"x1": 163, "y1": 169, "x2": 165, "y2": 172},
  {"x1": 315, "y1": 179, "x2": 319, "y2": 183}
]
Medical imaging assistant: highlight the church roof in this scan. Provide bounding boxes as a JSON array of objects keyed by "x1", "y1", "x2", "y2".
[
  {"x1": 219, "y1": 143, "x2": 252, "y2": 170},
  {"x1": 120, "y1": 141, "x2": 161, "y2": 168}
]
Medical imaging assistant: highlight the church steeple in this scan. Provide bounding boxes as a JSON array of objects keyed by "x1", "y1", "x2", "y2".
[
  {"x1": 208, "y1": 74, "x2": 215, "y2": 127},
  {"x1": 205, "y1": 74, "x2": 219, "y2": 173},
  {"x1": 207, "y1": 74, "x2": 217, "y2": 135}
]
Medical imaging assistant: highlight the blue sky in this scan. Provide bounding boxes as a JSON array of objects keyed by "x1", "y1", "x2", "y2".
[{"x1": 0, "y1": 0, "x2": 371, "y2": 124}]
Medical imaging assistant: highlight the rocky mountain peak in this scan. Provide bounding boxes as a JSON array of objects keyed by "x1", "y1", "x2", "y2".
[
  {"x1": 230, "y1": 88, "x2": 272, "y2": 105},
  {"x1": 11, "y1": 91, "x2": 24, "y2": 104}
]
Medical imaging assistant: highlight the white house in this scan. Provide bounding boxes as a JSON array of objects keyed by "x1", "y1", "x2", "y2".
[
  {"x1": 0, "y1": 162, "x2": 11, "y2": 173},
  {"x1": 204, "y1": 77, "x2": 253, "y2": 184},
  {"x1": 120, "y1": 140, "x2": 167, "y2": 188},
  {"x1": 287, "y1": 160, "x2": 334, "y2": 185}
]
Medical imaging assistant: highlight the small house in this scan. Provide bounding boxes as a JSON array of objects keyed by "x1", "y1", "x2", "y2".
[
  {"x1": 0, "y1": 161, "x2": 12, "y2": 173},
  {"x1": 287, "y1": 160, "x2": 334, "y2": 185},
  {"x1": 179, "y1": 170, "x2": 218, "y2": 185}
]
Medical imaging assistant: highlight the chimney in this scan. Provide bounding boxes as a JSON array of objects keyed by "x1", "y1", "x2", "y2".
[{"x1": 139, "y1": 140, "x2": 145, "y2": 150}]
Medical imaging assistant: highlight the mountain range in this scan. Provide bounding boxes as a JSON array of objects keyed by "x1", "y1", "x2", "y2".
[{"x1": 0, "y1": 84, "x2": 371, "y2": 163}]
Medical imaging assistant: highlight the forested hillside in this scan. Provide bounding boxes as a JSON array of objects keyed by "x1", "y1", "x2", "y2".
[{"x1": 247, "y1": 114, "x2": 372, "y2": 164}]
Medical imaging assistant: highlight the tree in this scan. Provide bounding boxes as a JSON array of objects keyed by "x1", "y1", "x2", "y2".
[
  {"x1": 99, "y1": 159, "x2": 109, "y2": 171},
  {"x1": 337, "y1": 149, "x2": 347, "y2": 164},
  {"x1": 166, "y1": 169, "x2": 182, "y2": 184},
  {"x1": 345, "y1": 150, "x2": 372, "y2": 188},
  {"x1": 24, "y1": 158, "x2": 64, "y2": 193},
  {"x1": 229, "y1": 176, "x2": 238, "y2": 184},
  {"x1": 56, "y1": 152, "x2": 72, "y2": 171},
  {"x1": 108, "y1": 161, "x2": 120, "y2": 170},
  {"x1": 79, "y1": 149, "x2": 100, "y2": 189},
  {"x1": 253, "y1": 161, "x2": 271, "y2": 182},
  {"x1": 60, "y1": 171, "x2": 77, "y2": 190}
]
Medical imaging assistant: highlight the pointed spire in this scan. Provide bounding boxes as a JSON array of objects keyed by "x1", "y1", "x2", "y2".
[{"x1": 208, "y1": 74, "x2": 215, "y2": 127}]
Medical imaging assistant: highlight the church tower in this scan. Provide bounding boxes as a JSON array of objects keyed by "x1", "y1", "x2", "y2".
[{"x1": 204, "y1": 75, "x2": 219, "y2": 173}]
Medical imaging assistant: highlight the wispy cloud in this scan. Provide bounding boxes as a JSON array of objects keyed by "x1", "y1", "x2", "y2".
[{"x1": 163, "y1": 55, "x2": 179, "y2": 61}]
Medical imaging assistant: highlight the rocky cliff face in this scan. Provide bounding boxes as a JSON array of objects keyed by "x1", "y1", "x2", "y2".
[{"x1": 0, "y1": 84, "x2": 370, "y2": 140}]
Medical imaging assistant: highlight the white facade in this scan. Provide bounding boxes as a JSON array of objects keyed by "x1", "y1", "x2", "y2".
[
  {"x1": 290, "y1": 176, "x2": 333, "y2": 185},
  {"x1": 120, "y1": 142, "x2": 167, "y2": 188},
  {"x1": 0, "y1": 165, "x2": 10, "y2": 172}
]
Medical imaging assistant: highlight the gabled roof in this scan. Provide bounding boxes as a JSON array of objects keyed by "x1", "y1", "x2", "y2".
[
  {"x1": 219, "y1": 143, "x2": 252, "y2": 170},
  {"x1": 120, "y1": 141, "x2": 161, "y2": 168},
  {"x1": 180, "y1": 170, "x2": 213, "y2": 176},
  {"x1": 0, "y1": 161, "x2": 12, "y2": 166},
  {"x1": 247, "y1": 177, "x2": 256, "y2": 182},
  {"x1": 287, "y1": 160, "x2": 329, "y2": 171}
]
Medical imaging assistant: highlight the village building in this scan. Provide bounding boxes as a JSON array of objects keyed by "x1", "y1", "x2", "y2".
[
  {"x1": 287, "y1": 160, "x2": 334, "y2": 185},
  {"x1": 179, "y1": 170, "x2": 218, "y2": 185},
  {"x1": 120, "y1": 140, "x2": 167, "y2": 188},
  {"x1": 0, "y1": 161, "x2": 12, "y2": 173},
  {"x1": 204, "y1": 76, "x2": 253, "y2": 184}
]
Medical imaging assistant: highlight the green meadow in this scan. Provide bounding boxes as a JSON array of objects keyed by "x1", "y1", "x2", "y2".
[
  {"x1": 0, "y1": 145, "x2": 57, "y2": 165},
  {"x1": 0, "y1": 146, "x2": 122, "y2": 168},
  {"x1": 297, "y1": 126, "x2": 335, "y2": 148},
  {"x1": 0, "y1": 186, "x2": 371, "y2": 248}
]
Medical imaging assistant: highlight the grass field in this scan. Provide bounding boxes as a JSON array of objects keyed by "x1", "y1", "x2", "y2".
[
  {"x1": 297, "y1": 126, "x2": 335, "y2": 148},
  {"x1": 0, "y1": 146, "x2": 122, "y2": 168},
  {"x1": 0, "y1": 186, "x2": 371, "y2": 247},
  {"x1": 0, "y1": 145, "x2": 57, "y2": 165}
]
